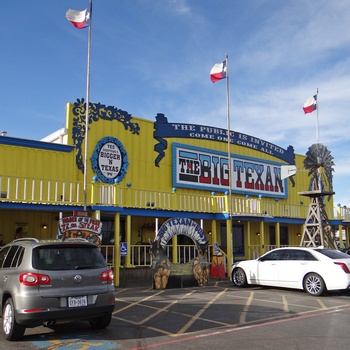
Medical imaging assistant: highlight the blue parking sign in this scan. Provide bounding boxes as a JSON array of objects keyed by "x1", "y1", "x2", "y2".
[{"x1": 120, "y1": 242, "x2": 128, "y2": 256}]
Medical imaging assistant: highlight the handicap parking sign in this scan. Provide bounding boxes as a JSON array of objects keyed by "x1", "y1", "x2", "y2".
[{"x1": 120, "y1": 242, "x2": 128, "y2": 256}]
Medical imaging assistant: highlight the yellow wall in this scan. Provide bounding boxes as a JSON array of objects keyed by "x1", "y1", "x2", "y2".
[
  {"x1": 0, "y1": 144, "x2": 77, "y2": 181},
  {"x1": 64, "y1": 101, "x2": 333, "y2": 209},
  {"x1": 0, "y1": 101, "x2": 335, "y2": 251},
  {"x1": 0, "y1": 210, "x2": 58, "y2": 245}
]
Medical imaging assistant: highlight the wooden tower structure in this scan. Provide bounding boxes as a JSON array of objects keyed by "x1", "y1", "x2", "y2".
[{"x1": 298, "y1": 144, "x2": 337, "y2": 248}]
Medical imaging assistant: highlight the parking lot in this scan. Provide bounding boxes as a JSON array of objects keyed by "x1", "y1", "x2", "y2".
[{"x1": 2, "y1": 278, "x2": 350, "y2": 349}]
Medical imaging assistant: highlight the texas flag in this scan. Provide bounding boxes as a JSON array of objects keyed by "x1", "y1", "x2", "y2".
[
  {"x1": 210, "y1": 61, "x2": 227, "y2": 83},
  {"x1": 303, "y1": 95, "x2": 317, "y2": 114},
  {"x1": 66, "y1": 8, "x2": 90, "y2": 29}
]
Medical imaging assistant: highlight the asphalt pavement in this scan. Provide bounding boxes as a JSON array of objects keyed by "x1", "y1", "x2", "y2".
[{"x1": 2, "y1": 278, "x2": 350, "y2": 349}]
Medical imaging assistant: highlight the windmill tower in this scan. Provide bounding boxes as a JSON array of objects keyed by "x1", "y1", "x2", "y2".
[{"x1": 298, "y1": 143, "x2": 337, "y2": 248}]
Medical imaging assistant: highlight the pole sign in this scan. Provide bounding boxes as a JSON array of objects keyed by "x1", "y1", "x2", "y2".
[{"x1": 120, "y1": 242, "x2": 128, "y2": 256}]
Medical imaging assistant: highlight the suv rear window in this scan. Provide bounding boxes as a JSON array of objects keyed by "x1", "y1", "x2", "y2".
[{"x1": 32, "y1": 245, "x2": 107, "y2": 270}]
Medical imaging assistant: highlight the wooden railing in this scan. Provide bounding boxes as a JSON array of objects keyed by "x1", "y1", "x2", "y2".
[
  {"x1": 100, "y1": 244, "x2": 220, "y2": 268},
  {"x1": 0, "y1": 175, "x2": 84, "y2": 205},
  {"x1": 1, "y1": 175, "x2": 348, "y2": 220}
]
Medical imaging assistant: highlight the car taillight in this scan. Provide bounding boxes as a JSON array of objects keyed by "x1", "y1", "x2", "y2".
[
  {"x1": 334, "y1": 262, "x2": 350, "y2": 273},
  {"x1": 19, "y1": 272, "x2": 51, "y2": 286},
  {"x1": 100, "y1": 269, "x2": 114, "y2": 282}
]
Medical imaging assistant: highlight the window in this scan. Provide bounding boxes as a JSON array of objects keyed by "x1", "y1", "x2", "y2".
[
  {"x1": 284, "y1": 250, "x2": 312, "y2": 261},
  {"x1": 261, "y1": 250, "x2": 287, "y2": 261},
  {"x1": 33, "y1": 245, "x2": 107, "y2": 270},
  {"x1": 269, "y1": 225, "x2": 289, "y2": 246},
  {"x1": 221, "y1": 224, "x2": 245, "y2": 257},
  {"x1": 315, "y1": 248, "x2": 350, "y2": 260},
  {"x1": 2, "y1": 246, "x2": 23, "y2": 268},
  {"x1": 232, "y1": 225, "x2": 245, "y2": 256},
  {"x1": 0, "y1": 246, "x2": 11, "y2": 268}
]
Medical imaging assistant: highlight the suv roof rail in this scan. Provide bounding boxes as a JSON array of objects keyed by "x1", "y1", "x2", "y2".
[
  {"x1": 63, "y1": 238, "x2": 89, "y2": 242},
  {"x1": 12, "y1": 237, "x2": 40, "y2": 243}
]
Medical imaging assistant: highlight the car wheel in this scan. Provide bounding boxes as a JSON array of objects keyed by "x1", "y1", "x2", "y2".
[
  {"x1": 303, "y1": 273, "x2": 326, "y2": 296},
  {"x1": 89, "y1": 313, "x2": 112, "y2": 329},
  {"x1": 2, "y1": 298, "x2": 26, "y2": 341},
  {"x1": 232, "y1": 267, "x2": 247, "y2": 287}
]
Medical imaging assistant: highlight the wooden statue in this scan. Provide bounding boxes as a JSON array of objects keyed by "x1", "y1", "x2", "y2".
[
  {"x1": 149, "y1": 239, "x2": 171, "y2": 289},
  {"x1": 193, "y1": 242, "x2": 210, "y2": 287}
]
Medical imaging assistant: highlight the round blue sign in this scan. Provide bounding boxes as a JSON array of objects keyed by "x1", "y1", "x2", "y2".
[{"x1": 91, "y1": 136, "x2": 129, "y2": 184}]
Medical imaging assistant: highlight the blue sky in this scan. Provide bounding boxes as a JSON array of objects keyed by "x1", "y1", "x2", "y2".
[{"x1": 1, "y1": 0, "x2": 350, "y2": 207}]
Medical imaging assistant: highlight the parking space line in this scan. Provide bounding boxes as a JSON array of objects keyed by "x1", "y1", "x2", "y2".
[
  {"x1": 282, "y1": 295, "x2": 289, "y2": 313},
  {"x1": 316, "y1": 298, "x2": 327, "y2": 309},
  {"x1": 228, "y1": 291, "x2": 330, "y2": 312},
  {"x1": 141, "y1": 290, "x2": 196, "y2": 324},
  {"x1": 239, "y1": 291, "x2": 254, "y2": 324},
  {"x1": 128, "y1": 305, "x2": 350, "y2": 350},
  {"x1": 114, "y1": 290, "x2": 165, "y2": 313},
  {"x1": 113, "y1": 284, "x2": 350, "y2": 343},
  {"x1": 176, "y1": 288, "x2": 228, "y2": 334}
]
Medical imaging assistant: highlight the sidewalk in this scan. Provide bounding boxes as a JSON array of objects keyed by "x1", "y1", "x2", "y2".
[{"x1": 116, "y1": 276, "x2": 231, "y2": 289}]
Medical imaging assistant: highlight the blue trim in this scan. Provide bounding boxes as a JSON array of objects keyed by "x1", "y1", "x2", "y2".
[
  {"x1": 260, "y1": 217, "x2": 305, "y2": 224},
  {"x1": 91, "y1": 205, "x2": 221, "y2": 220},
  {"x1": 1, "y1": 203, "x2": 344, "y2": 226},
  {"x1": 0, "y1": 136, "x2": 74, "y2": 152},
  {"x1": 0, "y1": 202, "x2": 85, "y2": 211}
]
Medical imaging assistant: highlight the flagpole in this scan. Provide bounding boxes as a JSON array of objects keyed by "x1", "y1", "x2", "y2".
[
  {"x1": 315, "y1": 88, "x2": 322, "y2": 191},
  {"x1": 316, "y1": 88, "x2": 319, "y2": 143},
  {"x1": 225, "y1": 53, "x2": 234, "y2": 264},
  {"x1": 83, "y1": 0, "x2": 92, "y2": 211}
]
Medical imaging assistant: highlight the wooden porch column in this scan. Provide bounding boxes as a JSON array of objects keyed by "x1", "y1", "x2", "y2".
[
  {"x1": 124, "y1": 215, "x2": 132, "y2": 268},
  {"x1": 259, "y1": 221, "x2": 265, "y2": 256},
  {"x1": 275, "y1": 222, "x2": 280, "y2": 247},
  {"x1": 113, "y1": 212, "x2": 120, "y2": 286}
]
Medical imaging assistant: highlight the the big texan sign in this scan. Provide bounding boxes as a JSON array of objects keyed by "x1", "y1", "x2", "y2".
[{"x1": 173, "y1": 143, "x2": 288, "y2": 198}]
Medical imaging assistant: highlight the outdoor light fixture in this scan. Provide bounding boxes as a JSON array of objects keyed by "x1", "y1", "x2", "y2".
[
  {"x1": 42, "y1": 224, "x2": 47, "y2": 229},
  {"x1": 256, "y1": 232, "x2": 260, "y2": 236}
]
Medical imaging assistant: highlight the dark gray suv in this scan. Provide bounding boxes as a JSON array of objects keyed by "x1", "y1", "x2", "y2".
[{"x1": 0, "y1": 238, "x2": 115, "y2": 340}]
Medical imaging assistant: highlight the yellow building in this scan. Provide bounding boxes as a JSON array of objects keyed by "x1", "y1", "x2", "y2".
[{"x1": 0, "y1": 99, "x2": 349, "y2": 285}]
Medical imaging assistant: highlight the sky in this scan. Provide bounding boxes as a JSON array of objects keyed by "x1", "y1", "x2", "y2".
[{"x1": 1, "y1": 0, "x2": 350, "y2": 207}]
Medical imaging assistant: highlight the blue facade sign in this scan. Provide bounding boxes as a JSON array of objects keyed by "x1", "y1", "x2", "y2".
[
  {"x1": 172, "y1": 143, "x2": 288, "y2": 198},
  {"x1": 153, "y1": 113, "x2": 295, "y2": 166}
]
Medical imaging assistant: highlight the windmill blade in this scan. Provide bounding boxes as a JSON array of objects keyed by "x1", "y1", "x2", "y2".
[
  {"x1": 303, "y1": 143, "x2": 335, "y2": 192},
  {"x1": 281, "y1": 165, "x2": 297, "y2": 179}
]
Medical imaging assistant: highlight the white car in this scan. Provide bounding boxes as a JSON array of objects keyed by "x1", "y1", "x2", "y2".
[{"x1": 231, "y1": 247, "x2": 350, "y2": 296}]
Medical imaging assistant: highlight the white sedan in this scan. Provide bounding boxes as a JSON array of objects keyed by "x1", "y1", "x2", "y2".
[{"x1": 230, "y1": 247, "x2": 350, "y2": 296}]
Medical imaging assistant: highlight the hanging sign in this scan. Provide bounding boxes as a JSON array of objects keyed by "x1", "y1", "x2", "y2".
[{"x1": 57, "y1": 216, "x2": 103, "y2": 246}]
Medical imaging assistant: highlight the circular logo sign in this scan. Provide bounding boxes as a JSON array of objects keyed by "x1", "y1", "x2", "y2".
[
  {"x1": 91, "y1": 137, "x2": 128, "y2": 184},
  {"x1": 99, "y1": 142, "x2": 122, "y2": 179}
]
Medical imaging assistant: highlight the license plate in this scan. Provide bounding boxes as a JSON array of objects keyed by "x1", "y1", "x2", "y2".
[{"x1": 68, "y1": 296, "x2": 87, "y2": 307}]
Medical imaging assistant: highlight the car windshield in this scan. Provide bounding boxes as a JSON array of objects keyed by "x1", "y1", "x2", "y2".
[
  {"x1": 314, "y1": 248, "x2": 350, "y2": 260},
  {"x1": 32, "y1": 245, "x2": 107, "y2": 270}
]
